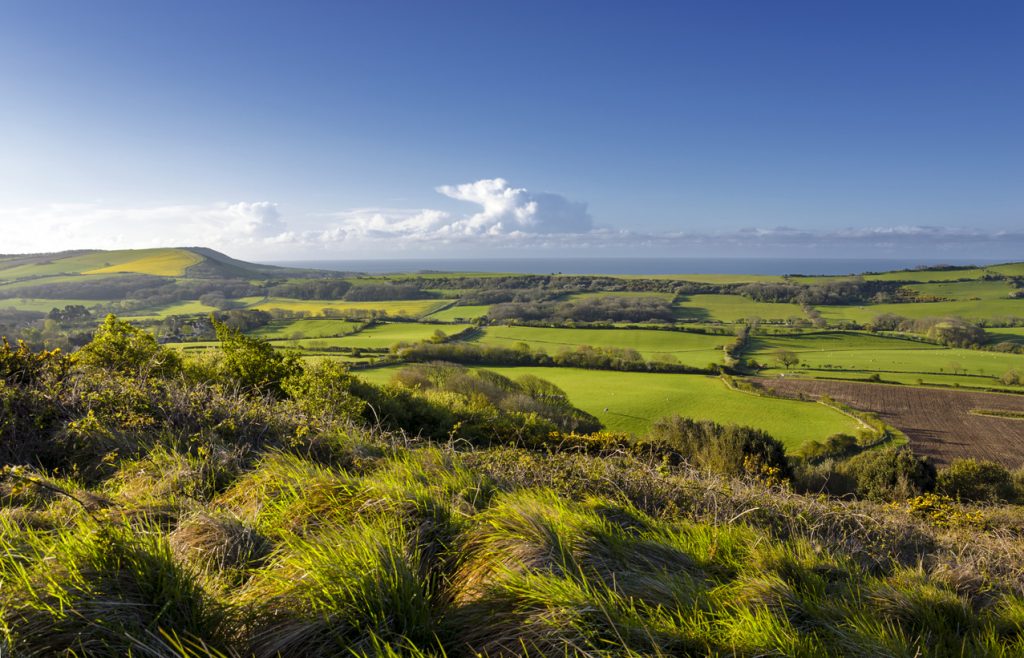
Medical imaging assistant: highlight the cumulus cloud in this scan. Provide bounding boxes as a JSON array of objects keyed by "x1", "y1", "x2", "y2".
[
  {"x1": 306, "y1": 178, "x2": 593, "y2": 244},
  {"x1": 435, "y1": 178, "x2": 592, "y2": 235}
]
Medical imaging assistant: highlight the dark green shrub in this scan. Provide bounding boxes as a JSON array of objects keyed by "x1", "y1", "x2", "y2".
[
  {"x1": 800, "y1": 433, "x2": 859, "y2": 462},
  {"x1": 647, "y1": 415, "x2": 791, "y2": 481},
  {"x1": 846, "y1": 447, "x2": 936, "y2": 501},
  {"x1": 936, "y1": 458, "x2": 1015, "y2": 503}
]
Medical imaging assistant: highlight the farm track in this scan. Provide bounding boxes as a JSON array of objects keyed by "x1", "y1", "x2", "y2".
[{"x1": 752, "y1": 377, "x2": 1024, "y2": 467}]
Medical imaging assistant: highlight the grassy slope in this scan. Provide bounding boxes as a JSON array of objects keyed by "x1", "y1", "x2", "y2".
[
  {"x1": 9, "y1": 439, "x2": 1024, "y2": 656},
  {"x1": 471, "y1": 325, "x2": 728, "y2": 367},
  {"x1": 83, "y1": 248, "x2": 203, "y2": 276},
  {"x1": 358, "y1": 366, "x2": 858, "y2": 446}
]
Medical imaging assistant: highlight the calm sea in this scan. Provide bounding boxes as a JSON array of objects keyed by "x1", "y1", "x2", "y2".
[{"x1": 267, "y1": 257, "x2": 1000, "y2": 277}]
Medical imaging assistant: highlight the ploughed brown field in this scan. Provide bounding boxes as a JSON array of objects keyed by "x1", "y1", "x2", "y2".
[{"x1": 752, "y1": 377, "x2": 1024, "y2": 467}]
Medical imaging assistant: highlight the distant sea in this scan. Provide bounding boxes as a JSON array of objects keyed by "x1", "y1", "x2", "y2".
[{"x1": 268, "y1": 257, "x2": 1001, "y2": 277}]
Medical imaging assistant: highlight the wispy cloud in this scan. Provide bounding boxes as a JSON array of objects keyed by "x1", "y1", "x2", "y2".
[
  {"x1": 0, "y1": 201, "x2": 287, "y2": 254},
  {"x1": 1, "y1": 179, "x2": 1020, "y2": 259}
]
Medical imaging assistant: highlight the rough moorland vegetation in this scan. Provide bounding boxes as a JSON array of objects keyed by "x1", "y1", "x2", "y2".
[{"x1": 3, "y1": 317, "x2": 1024, "y2": 656}]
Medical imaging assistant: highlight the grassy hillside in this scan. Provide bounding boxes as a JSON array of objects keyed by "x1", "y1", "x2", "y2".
[
  {"x1": 5, "y1": 322, "x2": 1024, "y2": 656},
  {"x1": 82, "y1": 248, "x2": 204, "y2": 276},
  {"x1": 358, "y1": 366, "x2": 859, "y2": 446}
]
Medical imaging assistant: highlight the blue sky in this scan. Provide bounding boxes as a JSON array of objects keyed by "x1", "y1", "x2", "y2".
[{"x1": 0, "y1": 1, "x2": 1021, "y2": 259}]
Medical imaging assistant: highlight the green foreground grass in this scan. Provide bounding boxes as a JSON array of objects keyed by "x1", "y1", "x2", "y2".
[
  {"x1": 359, "y1": 366, "x2": 858, "y2": 447},
  {"x1": 6, "y1": 314, "x2": 1024, "y2": 656},
  {"x1": 6, "y1": 438, "x2": 1024, "y2": 657}
]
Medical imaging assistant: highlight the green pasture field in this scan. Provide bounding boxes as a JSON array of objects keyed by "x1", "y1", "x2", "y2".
[
  {"x1": 562, "y1": 291, "x2": 677, "y2": 302},
  {"x1": 767, "y1": 369, "x2": 1024, "y2": 393},
  {"x1": 814, "y1": 298, "x2": 1024, "y2": 324},
  {"x1": 251, "y1": 297, "x2": 447, "y2": 317},
  {"x1": 987, "y1": 327, "x2": 1024, "y2": 345},
  {"x1": 674, "y1": 294, "x2": 803, "y2": 322},
  {"x1": 426, "y1": 305, "x2": 491, "y2": 322},
  {"x1": 788, "y1": 268, "x2": 990, "y2": 285},
  {"x1": 988, "y1": 263, "x2": 1024, "y2": 277},
  {"x1": 250, "y1": 318, "x2": 363, "y2": 339},
  {"x1": 276, "y1": 322, "x2": 473, "y2": 350},
  {"x1": 640, "y1": 273, "x2": 787, "y2": 284},
  {"x1": 0, "y1": 273, "x2": 133, "y2": 293},
  {"x1": 748, "y1": 331, "x2": 1024, "y2": 388},
  {"x1": 0, "y1": 298, "x2": 105, "y2": 313},
  {"x1": 122, "y1": 300, "x2": 220, "y2": 319},
  {"x1": 746, "y1": 331, "x2": 944, "y2": 357},
  {"x1": 167, "y1": 340, "x2": 220, "y2": 351},
  {"x1": 905, "y1": 279, "x2": 1015, "y2": 301},
  {"x1": 357, "y1": 366, "x2": 859, "y2": 446},
  {"x1": 471, "y1": 325, "x2": 727, "y2": 367}
]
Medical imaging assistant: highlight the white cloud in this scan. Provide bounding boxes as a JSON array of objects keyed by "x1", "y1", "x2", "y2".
[
  {"x1": 435, "y1": 178, "x2": 592, "y2": 235},
  {"x1": 0, "y1": 201, "x2": 289, "y2": 254},
  {"x1": 302, "y1": 178, "x2": 593, "y2": 245},
  {"x1": 0, "y1": 179, "x2": 1019, "y2": 260}
]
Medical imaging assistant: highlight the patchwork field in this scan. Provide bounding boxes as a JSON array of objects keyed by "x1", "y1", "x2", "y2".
[
  {"x1": 122, "y1": 300, "x2": 220, "y2": 319},
  {"x1": 906, "y1": 279, "x2": 1016, "y2": 301},
  {"x1": 278, "y1": 322, "x2": 473, "y2": 350},
  {"x1": 563, "y1": 291, "x2": 677, "y2": 302},
  {"x1": 251, "y1": 297, "x2": 447, "y2": 317},
  {"x1": 755, "y1": 377, "x2": 1024, "y2": 467},
  {"x1": 471, "y1": 326, "x2": 728, "y2": 367},
  {"x1": 0, "y1": 298, "x2": 104, "y2": 313},
  {"x1": 988, "y1": 327, "x2": 1024, "y2": 345},
  {"x1": 357, "y1": 366, "x2": 859, "y2": 446},
  {"x1": 250, "y1": 318, "x2": 363, "y2": 339},
  {"x1": 746, "y1": 331, "x2": 1024, "y2": 389},
  {"x1": 425, "y1": 304, "x2": 491, "y2": 322},
  {"x1": 674, "y1": 294, "x2": 804, "y2": 323},
  {"x1": 815, "y1": 298, "x2": 1024, "y2": 324}
]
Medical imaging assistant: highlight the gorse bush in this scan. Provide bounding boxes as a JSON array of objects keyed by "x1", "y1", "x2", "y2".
[
  {"x1": 844, "y1": 446, "x2": 937, "y2": 501},
  {"x1": 937, "y1": 458, "x2": 1016, "y2": 503},
  {"x1": 647, "y1": 415, "x2": 791, "y2": 481}
]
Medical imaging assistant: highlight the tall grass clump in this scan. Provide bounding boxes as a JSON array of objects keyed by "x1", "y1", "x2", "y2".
[
  {"x1": 237, "y1": 516, "x2": 442, "y2": 657},
  {"x1": 0, "y1": 518, "x2": 229, "y2": 656}
]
